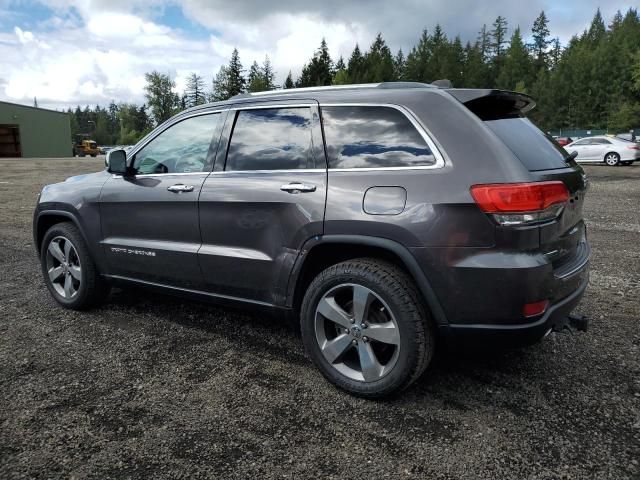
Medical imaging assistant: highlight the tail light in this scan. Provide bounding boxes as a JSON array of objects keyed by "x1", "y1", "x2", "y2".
[
  {"x1": 627, "y1": 145, "x2": 640, "y2": 150},
  {"x1": 470, "y1": 181, "x2": 569, "y2": 226}
]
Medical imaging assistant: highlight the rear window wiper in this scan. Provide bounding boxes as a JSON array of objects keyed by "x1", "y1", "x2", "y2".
[{"x1": 564, "y1": 151, "x2": 578, "y2": 163}]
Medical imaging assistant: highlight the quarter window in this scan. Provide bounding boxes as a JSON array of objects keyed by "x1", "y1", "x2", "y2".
[
  {"x1": 321, "y1": 106, "x2": 436, "y2": 169},
  {"x1": 225, "y1": 107, "x2": 314, "y2": 171},
  {"x1": 133, "y1": 113, "x2": 222, "y2": 175}
]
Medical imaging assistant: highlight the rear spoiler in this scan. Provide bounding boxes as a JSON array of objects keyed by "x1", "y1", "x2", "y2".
[{"x1": 447, "y1": 89, "x2": 536, "y2": 119}]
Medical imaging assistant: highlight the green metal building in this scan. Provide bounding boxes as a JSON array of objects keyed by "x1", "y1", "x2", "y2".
[{"x1": 0, "y1": 101, "x2": 71, "y2": 158}]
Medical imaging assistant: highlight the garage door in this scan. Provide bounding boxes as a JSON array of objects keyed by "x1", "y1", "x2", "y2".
[{"x1": 0, "y1": 125, "x2": 21, "y2": 157}]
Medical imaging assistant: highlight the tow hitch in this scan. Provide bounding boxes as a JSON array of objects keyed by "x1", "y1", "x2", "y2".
[{"x1": 552, "y1": 314, "x2": 589, "y2": 333}]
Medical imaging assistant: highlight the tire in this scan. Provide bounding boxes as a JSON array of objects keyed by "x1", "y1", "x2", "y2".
[
  {"x1": 79, "y1": 152, "x2": 86, "y2": 158},
  {"x1": 300, "y1": 258, "x2": 434, "y2": 398},
  {"x1": 621, "y1": 161, "x2": 632, "y2": 166},
  {"x1": 604, "y1": 152, "x2": 620, "y2": 166},
  {"x1": 40, "y1": 222, "x2": 110, "y2": 310},
  {"x1": 90, "y1": 154, "x2": 97, "y2": 157}
]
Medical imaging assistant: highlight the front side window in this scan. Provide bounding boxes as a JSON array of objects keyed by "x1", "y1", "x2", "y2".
[
  {"x1": 321, "y1": 106, "x2": 436, "y2": 169},
  {"x1": 225, "y1": 107, "x2": 314, "y2": 171},
  {"x1": 133, "y1": 113, "x2": 221, "y2": 174}
]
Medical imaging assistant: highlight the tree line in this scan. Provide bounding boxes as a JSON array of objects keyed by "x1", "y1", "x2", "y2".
[{"x1": 69, "y1": 7, "x2": 640, "y2": 145}]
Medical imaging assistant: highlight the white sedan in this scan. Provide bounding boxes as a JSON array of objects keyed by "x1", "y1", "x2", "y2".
[{"x1": 565, "y1": 136, "x2": 640, "y2": 166}]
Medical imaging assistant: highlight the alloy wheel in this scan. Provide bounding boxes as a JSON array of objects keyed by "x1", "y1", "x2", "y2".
[
  {"x1": 45, "y1": 236, "x2": 82, "y2": 299},
  {"x1": 605, "y1": 153, "x2": 619, "y2": 166},
  {"x1": 314, "y1": 283, "x2": 401, "y2": 382}
]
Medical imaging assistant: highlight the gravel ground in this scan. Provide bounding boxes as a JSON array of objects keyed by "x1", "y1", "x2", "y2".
[{"x1": 1, "y1": 158, "x2": 639, "y2": 479}]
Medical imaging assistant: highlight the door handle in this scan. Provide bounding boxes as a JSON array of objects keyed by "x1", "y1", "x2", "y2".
[
  {"x1": 167, "y1": 184, "x2": 194, "y2": 193},
  {"x1": 280, "y1": 182, "x2": 316, "y2": 193}
]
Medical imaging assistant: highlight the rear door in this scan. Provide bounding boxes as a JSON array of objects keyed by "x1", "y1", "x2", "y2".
[
  {"x1": 100, "y1": 111, "x2": 225, "y2": 288},
  {"x1": 198, "y1": 102, "x2": 326, "y2": 305},
  {"x1": 567, "y1": 138, "x2": 596, "y2": 161}
]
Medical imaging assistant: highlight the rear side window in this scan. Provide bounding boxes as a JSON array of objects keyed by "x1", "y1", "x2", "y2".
[
  {"x1": 485, "y1": 118, "x2": 567, "y2": 171},
  {"x1": 321, "y1": 106, "x2": 436, "y2": 169},
  {"x1": 225, "y1": 107, "x2": 313, "y2": 171}
]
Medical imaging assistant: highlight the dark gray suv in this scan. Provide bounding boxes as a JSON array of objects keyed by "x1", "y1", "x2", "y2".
[{"x1": 33, "y1": 82, "x2": 590, "y2": 397}]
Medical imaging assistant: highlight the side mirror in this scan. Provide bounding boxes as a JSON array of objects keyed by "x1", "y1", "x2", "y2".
[{"x1": 106, "y1": 149, "x2": 129, "y2": 175}]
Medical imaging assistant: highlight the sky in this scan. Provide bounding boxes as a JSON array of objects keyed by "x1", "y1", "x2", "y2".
[{"x1": 0, "y1": 0, "x2": 633, "y2": 110}]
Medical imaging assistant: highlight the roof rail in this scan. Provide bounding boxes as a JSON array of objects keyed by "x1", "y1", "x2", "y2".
[{"x1": 231, "y1": 81, "x2": 437, "y2": 99}]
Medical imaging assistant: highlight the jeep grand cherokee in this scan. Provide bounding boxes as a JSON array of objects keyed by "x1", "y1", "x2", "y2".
[{"x1": 34, "y1": 82, "x2": 590, "y2": 397}]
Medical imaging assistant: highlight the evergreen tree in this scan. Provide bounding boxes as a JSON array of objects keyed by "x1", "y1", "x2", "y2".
[
  {"x1": 531, "y1": 11, "x2": 551, "y2": 70},
  {"x1": 297, "y1": 38, "x2": 333, "y2": 87},
  {"x1": 549, "y1": 38, "x2": 562, "y2": 69},
  {"x1": 283, "y1": 71, "x2": 295, "y2": 89},
  {"x1": 262, "y1": 55, "x2": 276, "y2": 90},
  {"x1": 210, "y1": 49, "x2": 246, "y2": 101},
  {"x1": 227, "y1": 48, "x2": 246, "y2": 96},
  {"x1": 211, "y1": 66, "x2": 231, "y2": 101},
  {"x1": 362, "y1": 33, "x2": 395, "y2": 82},
  {"x1": 333, "y1": 56, "x2": 349, "y2": 85},
  {"x1": 463, "y1": 41, "x2": 489, "y2": 87},
  {"x1": 490, "y1": 16, "x2": 509, "y2": 84},
  {"x1": 347, "y1": 44, "x2": 365, "y2": 83},
  {"x1": 478, "y1": 24, "x2": 491, "y2": 62},
  {"x1": 184, "y1": 72, "x2": 206, "y2": 107},
  {"x1": 247, "y1": 61, "x2": 266, "y2": 92},
  {"x1": 587, "y1": 8, "x2": 606, "y2": 44},
  {"x1": 393, "y1": 49, "x2": 406, "y2": 81},
  {"x1": 490, "y1": 15, "x2": 508, "y2": 59},
  {"x1": 404, "y1": 30, "x2": 430, "y2": 82},
  {"x1": 497, "y1": 26, "x2": 533, "y2": 91}
]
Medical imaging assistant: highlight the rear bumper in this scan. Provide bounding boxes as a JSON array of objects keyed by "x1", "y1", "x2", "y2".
[{"x1": 439, "y1": 273, "x2": 589, "y2": 348}]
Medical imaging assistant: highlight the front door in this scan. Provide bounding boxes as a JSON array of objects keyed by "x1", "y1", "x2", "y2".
[
  {"x1": 198, "y1": 103, "x2": 327, "y2": 305},
  {"x1": 100, "y1": 111, "x2": 225, "y2": 288}
]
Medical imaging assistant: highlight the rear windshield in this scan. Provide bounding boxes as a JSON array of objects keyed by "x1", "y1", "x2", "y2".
[{"x1": 485, "y1": 118, "x2": 568, "y2": 171}]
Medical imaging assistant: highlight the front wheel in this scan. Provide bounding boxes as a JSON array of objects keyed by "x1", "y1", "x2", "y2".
[
  {"x1": 40, "y1": 222, "x2": 110, "y2": 310},
  {"x1": 300, "y1": 258, "x2": 434, "y2": 398},
  {"x1": 604, "y1": 152, "x2": 620, "y2": 166}
]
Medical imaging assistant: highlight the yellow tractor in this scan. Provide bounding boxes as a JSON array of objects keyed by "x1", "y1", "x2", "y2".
[{"x1": 73, "y1": 134, "x2": 100, "y2": 157}]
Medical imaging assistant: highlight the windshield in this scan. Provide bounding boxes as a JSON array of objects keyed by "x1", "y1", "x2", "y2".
[{"x1": 485, "y1": 117, "x2": 568, "y2": 171}]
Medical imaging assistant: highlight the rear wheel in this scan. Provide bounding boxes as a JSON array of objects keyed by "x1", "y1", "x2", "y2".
[
  {"x1": 40, "y1": 222, "x2": 110, "y2": 310},
  {"x1": 604, "y1": 152, "x2": 620, "y2": 166},
  {"x1": 300, "y1": 258, "x2": 434, "y2": 398}
]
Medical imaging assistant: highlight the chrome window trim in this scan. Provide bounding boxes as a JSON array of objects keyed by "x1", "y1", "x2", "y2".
[
  {"x1": 227, "y1": 103, "x2": 316, "y2": 111},
  {"x1": 117, "y1": 102, "x2": 447, "y2": 178},
  {"x1": 111, "y1": 171, "x2": 210, "y2": 179},
  {"x1": 319, "y1": 103, "x2": 446, "y2": 171},
  {"x1": 210, "y1": 168, "x2": 325, "y2": 175}
]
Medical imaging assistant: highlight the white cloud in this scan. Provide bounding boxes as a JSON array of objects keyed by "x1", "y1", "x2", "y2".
[{"x1": 0, "y1": 0, "x2": 633, "y2": 109}]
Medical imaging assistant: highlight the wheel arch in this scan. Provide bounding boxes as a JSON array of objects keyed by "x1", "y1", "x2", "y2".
[
  {"x1": 287, "y1": 235, "x2": 448, "y2": 326},
  {"x1": 34, "y1": 210, "x2": 89, "y2": 257}
]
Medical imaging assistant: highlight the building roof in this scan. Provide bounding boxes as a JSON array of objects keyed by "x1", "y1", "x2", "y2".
[{"x1": 0, "y1": 100, "x2": 69, "y2": 116}]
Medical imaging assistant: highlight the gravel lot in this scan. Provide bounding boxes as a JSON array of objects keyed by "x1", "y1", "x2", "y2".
[{"x1": 1, "y1": 158, "x2": 638, "y2": 479}]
